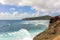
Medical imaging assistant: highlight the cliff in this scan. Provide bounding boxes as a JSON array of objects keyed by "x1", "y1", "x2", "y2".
[
  {"x1": 22, "y1": 15, "x2": 52, "y2": 20},
  {"x1": 33, "y1": 15, "x2": 60, "y2": 40}
]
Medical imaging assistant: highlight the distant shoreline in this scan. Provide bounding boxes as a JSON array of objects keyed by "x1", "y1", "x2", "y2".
[{"x1": 22, "y1": 15, "x2": 52, "y2": 20}]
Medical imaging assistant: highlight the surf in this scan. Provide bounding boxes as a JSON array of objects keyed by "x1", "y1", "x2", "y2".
[{"x1": 0, "y1": 29, "x2": 33, "y2": 40}]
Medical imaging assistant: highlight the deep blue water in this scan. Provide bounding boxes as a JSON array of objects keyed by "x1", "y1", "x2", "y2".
[{"x1": 0, "y1": 20, "x2": 50, "y2": 40}]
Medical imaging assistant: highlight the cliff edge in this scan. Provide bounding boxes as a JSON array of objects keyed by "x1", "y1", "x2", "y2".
[{"x1": 33, "y1": 15, "x2": 60, "y2": 40}]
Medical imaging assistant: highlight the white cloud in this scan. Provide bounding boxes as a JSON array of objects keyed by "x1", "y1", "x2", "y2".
[
  {"x1": 0, "y1": 0, "x2": 5, "y2": 4},
  {"x1": 0, "y1": 0, "x2": 60, "y2": 15},
  {"x1": 0, "y1": 12, "x2": 40, "y2": 20},
  {"x1": 0, "y1": 0, "x2": 60, "y2": 19},
  {"x1": 10, "y1": 8, "x2": 16, "y2": 11}
]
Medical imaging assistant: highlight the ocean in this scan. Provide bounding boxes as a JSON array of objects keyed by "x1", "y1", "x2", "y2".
[{"x1": 0, "y1": 20, "x2": 50, "y2": 40}]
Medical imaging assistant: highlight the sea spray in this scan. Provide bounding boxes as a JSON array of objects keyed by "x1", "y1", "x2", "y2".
[
  {"x1": 0, "y1": 20, "x2": 50, "y2": 40},
  {"x1": 0, "y1": 29, "x2": 33, "y2": 40}
]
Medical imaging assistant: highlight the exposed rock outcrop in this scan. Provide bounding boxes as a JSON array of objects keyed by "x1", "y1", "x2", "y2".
[{"x1": 33, "y1": 15, "x2": 60, "y2": 40}]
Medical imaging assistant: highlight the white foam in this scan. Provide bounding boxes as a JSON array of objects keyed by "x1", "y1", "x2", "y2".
[
  {"x1": 12, "y1": 29, "x2": 33, "y2": 40},
  {"x1": 8, "y1": 24, "x2": 11, "y2": 26},
  {"x1": 8, "y1": 33, "x2": 12, "y2": 36},
  {"x1": 21, "y1": 20, "x2": 50, "y2": 26},
  {"x1": 0, "y1": 29, "x2": 33, "y2": 40},
  {"x1": 35, "y1": 24, "x2": 39, "y2": 26},
  {"x1": 0, "y1": 34, "x2": 3, "y2": 37}
]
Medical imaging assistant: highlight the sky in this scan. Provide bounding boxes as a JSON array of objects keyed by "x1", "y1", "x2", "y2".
[{"x1": 0, "y1": 0, "x2": 60, "y2": 20}]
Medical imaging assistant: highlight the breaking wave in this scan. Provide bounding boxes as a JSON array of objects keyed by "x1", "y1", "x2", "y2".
[{"x1": 0, "y1": 29, "x2": 33, "y2": 40}]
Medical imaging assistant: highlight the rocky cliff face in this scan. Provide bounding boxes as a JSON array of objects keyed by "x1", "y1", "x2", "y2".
[{"x1": 33, "y1": 15, "x2": 60, "y2": 40}]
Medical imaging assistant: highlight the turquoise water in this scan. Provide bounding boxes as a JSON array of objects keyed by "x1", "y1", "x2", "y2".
[{"x1": 0, "y1": 20, "x2": 50, "y2": 40}]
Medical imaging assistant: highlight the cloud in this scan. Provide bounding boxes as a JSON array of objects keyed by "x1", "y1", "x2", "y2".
[
  {"x1": 0, "y1": 0, "x2": 5, "y2": 4},
  {"x1": 0, "y1": 12, "x2": 40, "y2": 20},
  {"x1": 10, "y1": 8, "x2": 16, "y2": 11},
  {"x1": 0, "y1": 0, "x2": 60, "y2": 15}
]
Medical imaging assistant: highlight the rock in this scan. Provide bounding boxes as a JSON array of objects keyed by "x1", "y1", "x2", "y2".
[
  {"x1": 33, "y1": 15, "x2": 60, "y2": 40},
  {"x1": 53, "y1": 35, "x2": 60, "y2": 40}
]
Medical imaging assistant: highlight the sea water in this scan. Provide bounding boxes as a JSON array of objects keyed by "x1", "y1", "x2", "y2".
[{"x1": 0, "y1": 20, "x2": 50, "y2": 40}]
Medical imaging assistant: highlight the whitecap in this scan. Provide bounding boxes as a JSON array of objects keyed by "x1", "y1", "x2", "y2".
[{"x1": 0, "y1": 29, "x2": 33, "y2": 40}]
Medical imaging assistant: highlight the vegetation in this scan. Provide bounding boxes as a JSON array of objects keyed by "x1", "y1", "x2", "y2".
[{"x1": 22, "y1": 15, "x2": 52, "y2": 20}]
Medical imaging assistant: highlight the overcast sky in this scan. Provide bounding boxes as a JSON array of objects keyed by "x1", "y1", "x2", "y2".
[{"x1": 0, "y1": 0, "x2": 60, "y2": 20}]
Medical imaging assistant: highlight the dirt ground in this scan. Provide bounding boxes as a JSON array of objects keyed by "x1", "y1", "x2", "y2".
[{"x1": 53, "y1": 36, "x2": 60, "y2": 40}]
